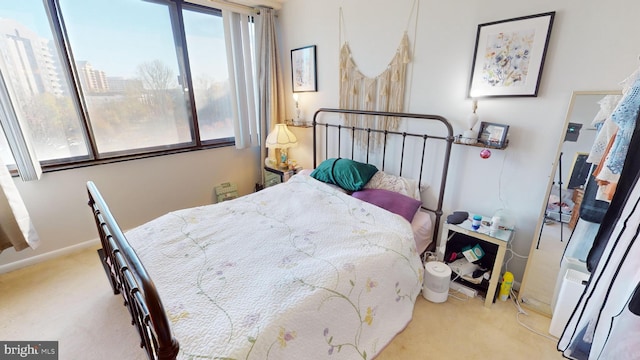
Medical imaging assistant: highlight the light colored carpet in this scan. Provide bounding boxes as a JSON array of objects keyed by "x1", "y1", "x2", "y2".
[{"x1": 0, "y1": 246, "x2": 564, "y2": 359}]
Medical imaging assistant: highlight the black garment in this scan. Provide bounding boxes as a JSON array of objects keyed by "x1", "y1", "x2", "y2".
[
  {"x1": 630, "y1": 281, "x2": 640, "y2": 316},
  {"x1": 579, "y1": 170, "x2": 610, "y2": 223}
]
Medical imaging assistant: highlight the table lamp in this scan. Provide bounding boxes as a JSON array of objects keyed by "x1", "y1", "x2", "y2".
[
  {"x1": 265, "y1": 123, "x2": 298, "y2": 169},
  {"x1": 463, "y1": 99, "x2": 479, "y2": 144}
]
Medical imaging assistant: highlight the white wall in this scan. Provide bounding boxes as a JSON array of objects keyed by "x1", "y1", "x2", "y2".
[
  {"x1": 279, "y1": 0, "x2": 640, "y2": 282},
  {"x1": 0, "y1": 146, "x2": 260, "y2": 270}
]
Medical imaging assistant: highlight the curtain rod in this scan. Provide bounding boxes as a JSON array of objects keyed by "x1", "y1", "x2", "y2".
[{"x1": 185, "y1": 0, "x2": 260, "y2": 15}]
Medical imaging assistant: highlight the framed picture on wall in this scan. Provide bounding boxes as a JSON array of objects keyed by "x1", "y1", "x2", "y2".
[
  {"x1": 477, "y1": 122, "x2": 509, "y2": 147},
  {"x1": 291, "y1": 45, "x2": 317, "y2": 92},
  {"x1": 468, "y1": 12, "x2": 555, "y2": 98}
]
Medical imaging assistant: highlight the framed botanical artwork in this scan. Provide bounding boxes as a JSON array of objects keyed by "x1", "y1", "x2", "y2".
[
  {"x1": 291, "y1": 45, "x2": 317, "y2": 92},
  {"x1": 477, "y1": 122, "x2": 509, "y2": 147},
  {"x1": 468, "y1": 12, "x2": 555, "y2": 98}
]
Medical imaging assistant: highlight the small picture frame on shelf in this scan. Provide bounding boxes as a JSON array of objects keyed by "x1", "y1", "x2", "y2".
[{"x1": 477, "y1": 122, "x2": 509, "y2": 147}]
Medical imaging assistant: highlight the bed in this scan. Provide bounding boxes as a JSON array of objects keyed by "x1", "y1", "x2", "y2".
[{"x1": 88, "y1": 108, "x2": 453, "y2": 360}]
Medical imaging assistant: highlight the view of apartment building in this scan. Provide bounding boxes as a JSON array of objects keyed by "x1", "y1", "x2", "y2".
[{"x1": 0, "y1": 18, "x2": 64, "y2": 100}]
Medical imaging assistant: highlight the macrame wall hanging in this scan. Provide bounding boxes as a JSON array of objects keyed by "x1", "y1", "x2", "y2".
[{"x1": 339, "y1": 0, "x2": 419, "y2": 148}]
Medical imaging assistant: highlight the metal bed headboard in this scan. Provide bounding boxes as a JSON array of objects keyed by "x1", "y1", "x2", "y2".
[{"x1": 312, "y1": 108, "x2": 454, "y2": 245}]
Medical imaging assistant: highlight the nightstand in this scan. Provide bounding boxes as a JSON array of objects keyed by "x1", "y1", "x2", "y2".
[
  {"x1": 436, "y1": 216, "x2": 515, "y2": 308},
  {"x1": 264, "y1": 165, "x2": 299, "y2": 188}
]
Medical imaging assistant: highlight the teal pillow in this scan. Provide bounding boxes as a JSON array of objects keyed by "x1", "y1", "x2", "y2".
[
  {"x1": 310, "y1": 158, "x2": 378, "y2": 192},
  {"x1": 310, "y1": 158, "x2": 338, "y2": 184}
]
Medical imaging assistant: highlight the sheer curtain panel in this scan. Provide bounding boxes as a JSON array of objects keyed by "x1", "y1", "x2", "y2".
[
  {"x1": 223, "y1": 10, "x2": 258, "y2": 149},
  {"x1": 0, "y1": 70, "x2": 42, "y2": 181},
  {"x1": 0, "y1": 67, "x2": 40, "y2": 253},
  {"x1": 0, "y1": 156, "x2": 39, "y2": 253}
]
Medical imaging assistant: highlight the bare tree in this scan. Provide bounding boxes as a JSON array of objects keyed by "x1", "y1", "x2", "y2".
[
  {"x1": 135, "y1": 60, "x2": 179, "y2": 115},
  {"x1": 136, "y1": 60, "x2": 176, "y2": 91}
]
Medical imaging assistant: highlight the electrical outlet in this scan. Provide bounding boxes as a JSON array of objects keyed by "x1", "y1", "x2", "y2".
[{"x1": 449, "y1": 282, "x2": 477, "y2": 297}]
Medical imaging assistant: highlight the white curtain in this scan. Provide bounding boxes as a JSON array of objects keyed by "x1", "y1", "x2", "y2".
[
  {"x1": 0, "y1": 68, "x2": 40, "y2": 253},
  {"x1": 0, "y1": 69, "x2": 42, "y2": 181},
  {"x1": 0, "y1": 155, "x2": 39, "y2": 253},
  {"x1": 223, "y1": 10, "x2": 259, "y2": 149},
  {"x1": 255, "y1": 7, "x2": 286, "y2": 183}
]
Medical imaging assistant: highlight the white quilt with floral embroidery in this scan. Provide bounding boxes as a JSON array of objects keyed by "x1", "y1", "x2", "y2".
[{"x1": 125, "y1": 174, "x2": 424, "y2": 360}]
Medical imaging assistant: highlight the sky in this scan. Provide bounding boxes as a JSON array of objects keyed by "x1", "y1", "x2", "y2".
[{"x1": 0, "y1": 0, "x2": 229, "y2": 81}]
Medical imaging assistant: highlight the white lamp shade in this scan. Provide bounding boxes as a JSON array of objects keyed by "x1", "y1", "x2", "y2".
[{"x1": 265, "y1": 123, "x2": 298, "y2": 149}]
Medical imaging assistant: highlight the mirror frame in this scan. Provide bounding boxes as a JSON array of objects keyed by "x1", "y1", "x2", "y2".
[{"x1": 518, "y1": 90, "x2": 622, "y2": 316}]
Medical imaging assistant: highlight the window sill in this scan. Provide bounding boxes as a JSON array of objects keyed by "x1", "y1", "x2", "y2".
[{"x1": 15, "y1": 141, "x2": 236, "y2": 176}]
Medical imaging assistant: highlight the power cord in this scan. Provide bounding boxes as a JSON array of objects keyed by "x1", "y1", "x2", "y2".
[
  {"x1": 421, "y1": 251, "x2": 438, "y2": 264},
  {"x1": 504, "y1": 242, "x2": 528, "y2": 273},
  {"x1": 510, "y1": 288, "x2": 557, "y2": 341},
  {"x1": 444, "y1": 272, "x2": 468, "y2": 301},
  {"x1": 498, "y1": 149, "x2": 509, "y2": 209},
  {"x1": 422, "y1": 252, "x2": 471, "y2": 301},
  {"x1": 422, "y1": 254, "x2": 481, "y2": 302}
]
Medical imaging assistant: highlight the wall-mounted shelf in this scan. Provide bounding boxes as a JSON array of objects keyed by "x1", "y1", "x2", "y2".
[
  {"x1": 454, "y1": 135, "x2": 509, "y2": 150},
  {"x1": 285, "y1": 119, "x2": 312, "y2": 128}
]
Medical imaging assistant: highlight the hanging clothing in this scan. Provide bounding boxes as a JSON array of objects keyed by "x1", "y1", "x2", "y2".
[
  {"x1": 592, "y1": 128, "x2": 619, "y2": 201},
  {"x1": 596, "y1": 283, "x2": 640, "y2": 358},
  {"x1": 597, "y1": 77, "x2": 640, "y2": 180},
  {"x1": 561, "y1": 170, "x2": 607, "y2": 263},
  {"x1": 587, "y1": 105, "x2": 640, "y2": 272},
  {"x1": 558, "y1": 98, "x2": 640, "y2": 359},
  {"x1": 587, "y1": 95, "x2": 622, "y2": 166},
  {"x1": 578, "y1": 170, "x2": 610, "y2": 224},
  {"x1": 558, "y1": 172, "x2": 640, "y2": 358}
]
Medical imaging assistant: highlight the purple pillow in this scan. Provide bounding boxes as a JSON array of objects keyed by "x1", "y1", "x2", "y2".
[{"x1": 352, "y1": 188, "x2": 422, "y2": 222}]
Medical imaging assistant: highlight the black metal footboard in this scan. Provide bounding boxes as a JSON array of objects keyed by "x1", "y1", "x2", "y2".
[{"x1": 88, "y1": 181, "x2": 179, "y2": 360}]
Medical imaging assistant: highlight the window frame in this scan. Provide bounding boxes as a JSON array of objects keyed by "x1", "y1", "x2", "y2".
[{"x1": 6, "y1": 0, "x2": 240, "y2": 174}]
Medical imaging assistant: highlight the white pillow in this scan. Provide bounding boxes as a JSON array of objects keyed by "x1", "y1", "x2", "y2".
[{"x1": 364, "y1": 171, "x2": 421, "y2": 200}]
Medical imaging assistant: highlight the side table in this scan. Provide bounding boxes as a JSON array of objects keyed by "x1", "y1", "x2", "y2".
[{"x1": 436, "y1": 216, "x2": 515, "y2": 308}]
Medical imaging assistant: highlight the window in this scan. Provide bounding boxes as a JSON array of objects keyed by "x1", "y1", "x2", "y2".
[
  {"x1": 182, "y1": 6, "x2": 235, "y2": 141},
  {"x1": 0, "y1": 0, "x2": 249, "y2": 170},
  {"x1": 60, "y1": 0, "x2": 194, "y2": 155},
  {"x1": 0, "y1": 2, "x2": 88, "y2": 164}
]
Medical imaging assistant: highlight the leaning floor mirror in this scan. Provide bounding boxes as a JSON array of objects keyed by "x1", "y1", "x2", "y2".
[{"x1": 518, "y1": 90, "x2": 622, "y2": 317}]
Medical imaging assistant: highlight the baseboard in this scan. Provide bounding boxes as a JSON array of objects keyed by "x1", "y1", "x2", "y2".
[{"x1": 0, "y1": 239, "x2": 100, "y2": 274}]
